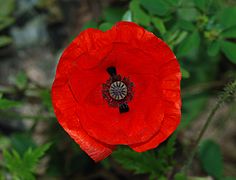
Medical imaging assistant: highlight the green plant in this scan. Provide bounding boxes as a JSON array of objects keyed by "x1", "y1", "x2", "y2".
[
  {"x1": 0, "y1": 0, "x2": 15, "y2": 48},
  {"x1": 2, "y1": 143, "x2": 51, "y2": 180},
  {"x1": 112, "y1": 136, "x2": 176, "y2": 179}
]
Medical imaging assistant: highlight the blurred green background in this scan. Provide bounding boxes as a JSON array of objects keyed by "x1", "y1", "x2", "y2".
[{"x1": 0, "y1": 0, "x2": 236, "y2": 179}]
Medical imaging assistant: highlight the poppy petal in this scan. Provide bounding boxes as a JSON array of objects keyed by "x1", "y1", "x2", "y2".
[
  {"x1": 65, "y1": 22, "x2": 180, "y2": 145},
  {"x1": 71, "y1": 73, "x2": 165, "y2": 145},
  {"x1": 129, "y1": 59, "x2": 181, "y2": 152},
  {"x1": 129, "y1": 113, "x2": 181, "y2": 152},
  {"x1": 52, "y1": 78, "x2": 115, "y2": 162},
  {"x1": 56, "y1": 28, "x2": 114, "y2": 80}
]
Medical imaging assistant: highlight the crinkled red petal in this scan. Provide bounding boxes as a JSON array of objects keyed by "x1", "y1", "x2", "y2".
[
  {"x1": 52, "y1": 78, "x2": 115, "y2": 161},
  {"x1": 130, "y1": 60, "x2": 181, "y2": 151},
  {"x1": 52, "y1": 21, "x2": 181, "y2": 157}
]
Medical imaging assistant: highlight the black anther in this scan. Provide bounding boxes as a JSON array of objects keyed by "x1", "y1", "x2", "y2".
[
  {"x1": 119, "y1": 103, "x2": 129, "y2": 113},
  {"x1": 107, "y1": 66, "x2": 117, "y2": 77}
]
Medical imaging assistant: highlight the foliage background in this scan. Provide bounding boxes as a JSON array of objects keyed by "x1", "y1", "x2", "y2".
[{"x1": 0, "y1": 0, "x2": 235, "y2": 179}]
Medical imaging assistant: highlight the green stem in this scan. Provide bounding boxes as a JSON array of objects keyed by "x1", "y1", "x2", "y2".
[
  {"x1": 183, "y1": 101, "x2": 221, "y2": 173},
  {"x1": 183, "y1": 79, "x2": 236, "y2": 173}
]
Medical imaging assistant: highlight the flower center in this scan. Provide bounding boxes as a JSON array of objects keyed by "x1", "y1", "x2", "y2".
[
  {"x1": 109, "y1": 81, "x2": 128, "y2": 100},
  {"x1": 102, "y1": 66, "x2": 134, "y2": 113}
]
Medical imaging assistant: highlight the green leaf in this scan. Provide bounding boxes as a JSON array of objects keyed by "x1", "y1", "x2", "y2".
[
  {"x1": 40, "y1": 90, "x2": 53, "y2": 111},
  {"x1": 101, "y1": 158, "x2": 111, "y2": 170},
  {"x1": 218, "y1": 7, "x2": 236, "y2": 29},
  {"x1": 129, "y1": 0, "x2": 151, "y2": 26},
  {"x1": 0, "y1": 0, "x2": 15, "y2": 16},
  {"x1": 113, "y1": 148, "x2": 156, "y2": 176},
  {"x1": 199, "y1": 140, "x2": 223, "y2": 179},
  {"x1": 103, "y1": 7, "x2": 126, "y2": 23},
  {"x1": 112, "y1": 137, "x2": 176, "y2": 178},
  {"x1": 220, "y1": 40, "x2": 236, "y2": 63},
  {"x1": 23, "y1": 143, "x2": 51, "y2": 172},
  {"x1": 165, "y1": 30, "x2": 181, "y2": 45},
  {"x1": 99, "y1": 22, "x2": 113, "y2": 32},
  {"x1": 177, "y1": 19, "x2": 195, "y2": 31},
  {"x1": 11, "y1": 134, "x2": 37, "y2": 156},
  {"x1": 122, "y1": 10, "x2": 132, "y2": 22},
  {"x1": 181, "y1": 67, "x2": 190, "y2": 79},
  {"x1": 15, "y1": 71, "x2": 28, "y2": 90},
  {"x1": 0, "y1": 98, "x2": 20, "y2": 110},
  {"x1": 194, "y1": 0, "x2": 210, "y2": 12},
  {"x1": 0, "y1": 36, "x2": 12, "y2": 48},
  {"x1": 0, "y1": 17, "x2": 15, "y2": 31},
  {"x1": 0, "y1": 135, "x2": 11, "y2": 150},
  {"x1": 3, "y1": 143, "x2": 51, "y2": 180},
  {"x1": 177, "y1": 31, "x2": 200, "y2": 57},
  {"x1": 207, "y1": 40, "x2": 220, "y2": 56},
  {"x1": 221, "y1": 26, "x2": 236, "y2": 39},
  {"x1": 3, "y1": 149, "x2": 35, "y2": 180},
  {"x1": 81, "y1": 21, "x2": 97, "y2": 31},
  {"x1": 152, "y1": 17, "x2": 166, "y2": 35},
  {"x1": 140, "y1": 0, "x2": 170, "y2": 16},
  {"x1": 177, "y1": 7, "x2": 199, "y2": 21},
  {"x1": 166, "y1": 0, "x2": 182, "y2": 7},
  {"x1": 173, "y1": 31, "x2": 188, "y2": 46},
  {"x1": 158, "y1": 177, "x2": 168, "y2": 180},
  {"x1": 174, "y1": 173, "x2": 187, "y2": 180},
  {"x1": 0, "y1": 171, "x2": 4, "y2": 180}
]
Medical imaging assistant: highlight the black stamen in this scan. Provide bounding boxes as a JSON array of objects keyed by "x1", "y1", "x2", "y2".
[
  {"x1": 107, "y1": 66, "x2": 117, "y2": 77},
  {"x1": 119, "y1": 103, "x2": 129, "y2": 113}
]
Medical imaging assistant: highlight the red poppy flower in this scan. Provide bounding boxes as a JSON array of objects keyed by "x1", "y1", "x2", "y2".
[{"x1": 51, "y1": 21, "x2": 181, "y2": 162}]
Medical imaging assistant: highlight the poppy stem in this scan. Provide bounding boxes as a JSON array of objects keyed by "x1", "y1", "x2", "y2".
[
  {"x1": 182, "y1": 101, "x2": 221, "y2": 174},
  {"x1": 182, "y1": 79, "x2": 236, "y2": 174}
]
